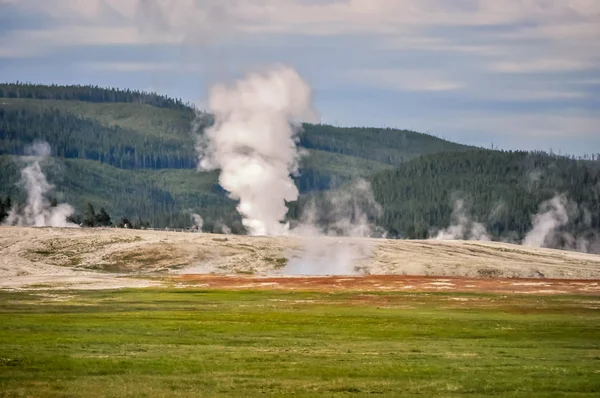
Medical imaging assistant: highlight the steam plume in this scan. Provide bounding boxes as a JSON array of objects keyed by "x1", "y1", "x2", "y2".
[
  {"x1": 4, "y1": 142, "x2": 77, "y2": 228},
  {"x1": 285, "y1": 180, "x2": 383, "y2": 275},
  {"x1": 197, "y1": 65, "x2": 317, "y2": 235},
  {"x1": 215, "y1": 220, "x2": 232, "y2": 234},
  {"x1": 190, "y1": 213, "x2": 204, "y2": 232},
  {"x1": 523, "y1": 195, "x2": 569, "y2": 248},
  {"x1": 522, "y1": 195, "x2": 600, "y2": 253},
  {"x1": 433, "y1": 200, "x2": 490, "y2": 241}
]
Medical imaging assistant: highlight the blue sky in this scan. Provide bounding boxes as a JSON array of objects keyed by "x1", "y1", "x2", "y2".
[{"x1": 1, "y1": 0, "x2": 599, "y2": 154}]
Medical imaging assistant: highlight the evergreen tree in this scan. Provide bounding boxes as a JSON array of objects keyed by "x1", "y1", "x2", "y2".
[
  {"x1": 132, "y1": 217, "x2": 151, "y2": 230},
  {"x1": 67, "y1": 213, "x2": 82, "y2": 225},
  {"x1": 117, "y1": 217, "x2": 131, "y2": 228},
  {"x1": 0, "y1": 196, "x2": 9, "y2": 223},
  {"x1": 83, "y1": 203, "x2": 96, "y2": 227},
  {"x1": 0, "y1": 83, "x2": 189, "y2": 111},
  {"x1": 95, "y1": 207, "x2": 112, "y2": 227}
]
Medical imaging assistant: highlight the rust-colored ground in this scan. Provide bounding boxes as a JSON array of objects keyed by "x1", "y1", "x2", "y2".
[{"x1": 173, "y1": 274, "x2": 600, "y2": 296}]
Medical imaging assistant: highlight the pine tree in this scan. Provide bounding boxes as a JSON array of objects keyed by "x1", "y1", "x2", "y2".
[
  {"x1": 0, "y1": 196, "x2": 9, "y2": 223},
  {"x1": 83, "y1": 203, "x2": 96, "y2": 227},
  {"x1": 117, "y1": 217, "x2": 131, "y2": 228},
  {"x1": 95, "y1": 207, "x2": 112, "y2": 227}
]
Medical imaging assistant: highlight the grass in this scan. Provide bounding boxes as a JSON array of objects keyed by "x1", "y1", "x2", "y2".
[{"x1": 0, "y1": 289, "x2": 599, "y2": 397}]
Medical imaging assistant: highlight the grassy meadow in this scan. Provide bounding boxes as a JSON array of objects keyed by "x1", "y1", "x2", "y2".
[{"x1": 0, "y1": 289, "x2": 599, "y2": 397}]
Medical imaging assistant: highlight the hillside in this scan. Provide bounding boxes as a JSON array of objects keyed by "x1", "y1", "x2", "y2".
[
  {"x1": 286, "y1": 149, "x2": 600, "y2": 252},
  {"x1": 368, "y1": 150, "x2": 600, "y2": 241},
  {"x1": 0, "y1": 83, "x2": 471, "y2": 227}
]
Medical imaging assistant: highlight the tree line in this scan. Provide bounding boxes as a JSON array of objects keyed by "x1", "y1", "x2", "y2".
[
  {"x1": 288, "y1": 149, "x2": 600, "y2": 241},
  {"x1": 0, "y1": 197, "x2": 155, "y2": 230},
  {"x1": 366, "y1": 150, "x2": 600, "y2": 240},
  {"x1": 0, "y1": 189, "x2": 247, "y2": 233},
  {"x1": 67, "y1": 203, "x2": 154, "y2": 229},
  {"x1": 0, "y1": 83, "x2": 190, "y2": 111},
  {"x1": 0, "y1": 107, "x2": 196, "y2": 169},
  {"x1": 299, "y1": 124, "x2": 469, "y2": 167},
  {"x1": 4, "y1": 149, "x2": 600, "y2": 242}
]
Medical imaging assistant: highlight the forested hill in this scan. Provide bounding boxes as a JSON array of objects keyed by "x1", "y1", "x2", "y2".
[
  {"x1": 287, "y1": 150, "x2": 600, "y2": 247},
  {"x1": 368, "y1": 150, "x2": 600, "y2": 241},
  {"x1": 0, "y1": 83, "x2": 190, "y2": 110},
  {"x1": 0, "y1": 83, "x2": 473, "y2": 228},
  {"x1": 0, "y1": 83, "x2": 469, "y2": 172}
]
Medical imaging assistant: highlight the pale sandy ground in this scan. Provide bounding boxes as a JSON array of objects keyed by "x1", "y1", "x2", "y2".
[{"x1": 1, "y1": 226, "x2": 599, "y2": 290}]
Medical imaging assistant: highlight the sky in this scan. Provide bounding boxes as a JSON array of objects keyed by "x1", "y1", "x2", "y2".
[{"x1": 1, "y1": 0, "x2": 599, "y2": 155}]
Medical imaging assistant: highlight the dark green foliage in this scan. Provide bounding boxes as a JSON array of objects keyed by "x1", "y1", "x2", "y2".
[
  {"x1": 0, "y1": 155, "x2": 242, "y2": 230},
  {"x1": 117, "y1": 217, "x2": 132, "y2": 229},
  {"x1": 67, "y1": 213, "x2": 81, "y2": 225},
  {"x1": 95, "y1": 207, "x2": 112, "y2": 227},
  {"x1": 300, "y1": 124, "x2": 469, "y2": 167},
  {"x1": 0, "y1": 83, "x2": 476, "y2": 229},
  {"x1": 132, "y1": 216, "x2": 151, "y2": 230},
  {"x1": 0, "y1": 82, "x2": 189, "y2": 110},
  {"x1": 0, "y1": 106, "x2": 196, "y2": 169},
  {"x1": 367, "y1": 150, "x2": 600, "y2": 240},
  {"x1": 0, "y1": 84, "x2": 469, "y2": 180},
  {"x1": 0, "y1": 196, "x2": 10, "y2": 222},
  {"x1": 83, "y1": 202, "x2": 96, "y2": 227},
  {"x1": 1, "y1": 82, "x2": 599, "y2": 243}
]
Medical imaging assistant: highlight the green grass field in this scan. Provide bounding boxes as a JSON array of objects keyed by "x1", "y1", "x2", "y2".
[{"x1": 0, "y1": 289, "x2": 598, "y2": 397}]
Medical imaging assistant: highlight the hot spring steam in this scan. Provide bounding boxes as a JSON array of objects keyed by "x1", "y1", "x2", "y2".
[
  {"x1": 197, "y1": 65, "x2": 317, "y2": 236},
  {"x1": 4, "y1": 142, "x2": 77, "y2": 228}
]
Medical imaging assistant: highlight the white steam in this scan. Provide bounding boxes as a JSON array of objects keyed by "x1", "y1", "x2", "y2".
[
  {"x1": 190, "y1": 213, "x2": 204, "y2": 232},
  {"x1": 194, "y1": 65, "x2": 384, "y2": 274},
  {"x1": 433, "y1": 200, "x2": 490, "y2": 241},
  {"x1": 523, "y1": 195, "x2": 569, "y2": 248},
  {"x1": 4, "y1": 142, "x2": 77, "y2": 228},
  {"x1": 522, "y1": 194, "x2": 600, "y2": 253},
  {"x1": 208, "y1": 219, "x2": 232, "y2": 234},
  {"x1": 197, "y1": 65, "x2": 317, "y2": 236},
  {"x1": 432, "y1": 194, "x2": 600, "y2": 254},
  {"x1": 285, "y1": 180, "x2": 383, "y2": 275}
]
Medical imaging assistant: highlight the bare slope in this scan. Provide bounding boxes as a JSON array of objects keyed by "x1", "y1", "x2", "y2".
[{"x1": 1, "y1": 226, "x2": 600, "y2": 290}]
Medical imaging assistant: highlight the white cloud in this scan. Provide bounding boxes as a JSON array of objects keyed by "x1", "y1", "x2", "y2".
[
  {"x1": 1, "y1": 0, "x2": 597, "y2": 69},
  {"x1": 3, "y1": 0, "x2": 137, "y2": 20},
  {"x1": 6, "y1": 0, "x2": 597, "y2": 85},
  {"x1": 81, "y1": 61, "x2": 184, "y2": 72},
  {"x1": 6, "y1": 0, "x2": 600, "y2": 38},
  {"x1": 0, "y1": 26, "x2": 182, "y2": 58},
  {"x1": 573, "y1": 79, "x2": 600, "y2": 85},
  {"x1": 492, "y1": 90, "x2": 589, "y2": 101},
  {"x1": 491, "y1": 59, "x2": 596, "y2": 73},
  {"x1": 379, "y1": 36, "x2": 502, "y2": 57},
  {"x1": 413, "y1": 110, "x2": 600, "y2": 141},
  {"x1": 343, "y1": 68, "x2": 463, "y2": 92},
  {"x1": 502, "y1": 20, "x2": 600, "y2": 42}
]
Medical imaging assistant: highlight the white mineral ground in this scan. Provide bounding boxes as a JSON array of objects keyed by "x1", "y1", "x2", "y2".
[{"x1": 1, "y1": 226, "x2": 600, "y2": 290}]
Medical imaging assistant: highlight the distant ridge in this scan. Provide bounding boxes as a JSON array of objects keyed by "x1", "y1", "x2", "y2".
[{"x1": 1, "y1": 83, "x2": 474, "y2": 229}]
